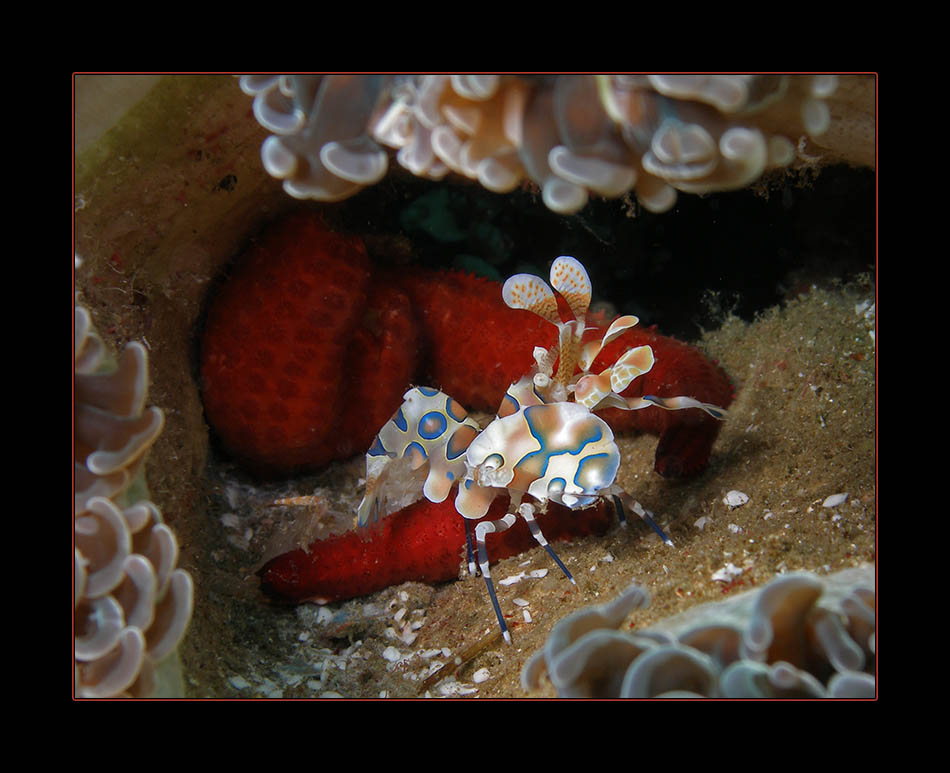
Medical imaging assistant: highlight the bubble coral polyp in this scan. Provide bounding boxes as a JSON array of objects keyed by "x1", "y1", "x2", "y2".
[
  {"x1": 521, "y1": 567, "x2": 875, "y2": 698},
  {"x1": 75, "y1": 302, "x2": 193, "y2": 698},
  {"x1": 240, "y1": 74, "x2": 838, "y2": 215}
]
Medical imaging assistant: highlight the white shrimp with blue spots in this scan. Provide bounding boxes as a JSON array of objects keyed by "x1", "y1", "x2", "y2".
[{"x1": 357, "y1": 256, "x2": 728, "y2": 643}]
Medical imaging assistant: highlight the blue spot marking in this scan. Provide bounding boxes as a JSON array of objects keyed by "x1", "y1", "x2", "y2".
[
  {"x1": 574, "y1": 452, "x2": 619, "y2": 493},
  {"x1": 405, "y1": 441, "x2": 428, "y2": 461},
  {"x1": 517, "y1": 405, "x2": 604, "y2": 478},
  {"x1": 445, "y1": 398, "x2": 467, "y2": 423},
  {"x1": 393, "y1": 407, "x2": 408, "y2": 432},
  {"x1": 368, "y1": 435, "x2": 390, "y2": 457},
  {"x1": 419, "y1": 411, "x2": 448, "y2": 440},
  {"x1": 417, "y1": 386, "x2": 440, "y2": 397},
  {"x1": 446, "y1": 427, "x2": 472, "y2": 460},
  {"x1": 501, "y1": 392, "x2": 519, "y2": 414}
]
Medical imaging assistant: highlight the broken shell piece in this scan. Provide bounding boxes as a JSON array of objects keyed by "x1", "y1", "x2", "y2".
[
  {"x1": 711, "y1": 563, "x2": 743, "y2": 583},
  {"x1": 822, "y1": 493, "x2": 849, "y2": 508},
  {"x1": 722, "y1": 490, "x2": 749, "y2": 508}
]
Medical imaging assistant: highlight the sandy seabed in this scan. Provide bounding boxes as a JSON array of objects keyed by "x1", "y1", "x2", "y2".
[
  {"x1": 182, "y1": 278, "x2": 876, "y2": 699},
  {"x1": 74, "y1": 75, "x2": 876, "y2": 699}
]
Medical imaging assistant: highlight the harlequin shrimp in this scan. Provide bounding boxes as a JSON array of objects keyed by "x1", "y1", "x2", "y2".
[{"x1": 357, "y1": 256, "x2": 728, "y2": 643}]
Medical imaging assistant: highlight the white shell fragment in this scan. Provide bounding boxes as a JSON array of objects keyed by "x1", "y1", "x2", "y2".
[
  {"x1": 711, "y1": 563, "x2": 744, "y2": 583},
  {"x1": 822, "y1": 493, "x2": 849, "y2": 508},
  {"x1": 723, "y1": 490, "x2": 749, "y2": 508}
]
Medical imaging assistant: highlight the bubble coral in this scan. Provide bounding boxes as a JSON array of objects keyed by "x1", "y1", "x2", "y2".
[
  {"x1": 75, "y1": 301, "x2": 194, "y2": 698},
  {"x1": 240, "y1": 74, "x2": 838, "y2": 214},
  {"x1": 521, "y1": 566, "x2": 875, "y2": 698}
]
